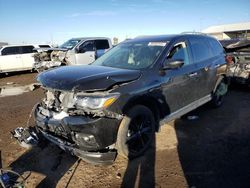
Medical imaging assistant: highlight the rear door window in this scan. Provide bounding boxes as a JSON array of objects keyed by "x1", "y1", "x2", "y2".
[
  {"x1": 207, "y1": 38, "x2": 224, "y2": 56},
  {"x1": 95, "y1": 40, "x2": 110, "y2": 50},
  {"x1": 20, "y1": 46, "x2": 35, "y2": 54},
  {"x1": 189, "y1": 37, "x2": 212, "y2": 63},
  {"x1": 1, "y1": 46, "x2": 20, "y2": 55}
]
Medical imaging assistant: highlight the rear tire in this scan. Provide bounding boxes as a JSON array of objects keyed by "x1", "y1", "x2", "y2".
[
  {"x1": 116, "y1": 105, "x2": 155, "y2": 159},
  {"x1": 212, "y1": 79, "x2": 228, "y2": 108}
]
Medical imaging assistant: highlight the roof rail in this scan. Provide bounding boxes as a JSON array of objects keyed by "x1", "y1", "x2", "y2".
[{"x1": 181, "y1": 31, "x2": 208, "y2": 35}]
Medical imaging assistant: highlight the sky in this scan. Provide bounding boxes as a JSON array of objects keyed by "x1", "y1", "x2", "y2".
[{"x1": 0, "y1": 0, "x2": 249, "y2": 45}]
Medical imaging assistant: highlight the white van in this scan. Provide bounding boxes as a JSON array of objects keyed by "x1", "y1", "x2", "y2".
[{"x1": 0, "y1": 44, "x2": 50, "y2": 73}]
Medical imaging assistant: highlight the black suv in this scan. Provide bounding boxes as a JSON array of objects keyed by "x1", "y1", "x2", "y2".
[{"x1": 30, "y1": 34, "x2": 228, "y2": 164}]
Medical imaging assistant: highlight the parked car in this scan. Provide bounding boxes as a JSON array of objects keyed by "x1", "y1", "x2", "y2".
[
  {"x1": 220, "y1": 39, "x2": 250, "y2": 85},
  {"x1": 13, "y1": 34, "x2": 228, "y2": 164},
  {"x1": 33, "y1": 37, "x2": 112, "y2": 72},
  {"x1": 0, "y1": 44, "x2": 51, "y2": 74}
]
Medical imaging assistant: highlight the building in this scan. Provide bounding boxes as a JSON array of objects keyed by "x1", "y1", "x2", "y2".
[{"x1": 202, "y1": 22, "x2": 250, "y2": 40}]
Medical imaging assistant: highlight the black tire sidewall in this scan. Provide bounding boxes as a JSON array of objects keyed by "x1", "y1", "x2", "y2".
[
  {"x1": 212, "y1": 80, "x2": 227, "y2": 108},
  {"x1": 116, "y1": 105, "x2": 155, "y2": 159},
  {"x1": 212, "y1": 94, "x2": 224, "y2": 107}
]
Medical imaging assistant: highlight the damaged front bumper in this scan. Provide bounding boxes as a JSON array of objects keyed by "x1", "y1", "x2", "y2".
[
  {"x1": 33, "y1": 61, "x2": 63, "y2": 72},
  {"x1": 41, "y1": 130, "x2": 117, "y2": 164},
  {"x1": 34, "y1": 104, "x2": 121, "y2": 164},
  {"x1": 33, "y1": 48, "x2": 68, "y2": 72}
]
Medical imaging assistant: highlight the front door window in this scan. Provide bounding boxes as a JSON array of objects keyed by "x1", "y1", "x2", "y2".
[{"x1": 167, "y1": 42, "x2": 190, "y2": 65}]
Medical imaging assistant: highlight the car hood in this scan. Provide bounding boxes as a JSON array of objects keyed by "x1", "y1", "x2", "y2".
[
  {"x1": 37, "y1": 65, "x2": 141, "y2": 91},
  {"x1": 220, "y1": 39, "x2": 250, "y2": 53}
]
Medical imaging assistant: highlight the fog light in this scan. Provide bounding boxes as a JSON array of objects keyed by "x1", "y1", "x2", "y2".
[
  {"x1": 83, "y1": 135, "x2": 94, "y2": 142},
  {"x1": 75, "y1": 133, "x2": 97, "y2": 146}
]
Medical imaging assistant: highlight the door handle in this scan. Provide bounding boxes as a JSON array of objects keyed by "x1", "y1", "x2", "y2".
[{"x1": 188, "y1": 72, "x2": 198, "y2": 77}]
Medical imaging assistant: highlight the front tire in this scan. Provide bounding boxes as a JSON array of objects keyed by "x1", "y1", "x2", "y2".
[{"x1": 116, "y1": 105, "x2": 155, "y2": 159}]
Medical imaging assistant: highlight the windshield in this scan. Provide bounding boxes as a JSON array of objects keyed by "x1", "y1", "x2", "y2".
[
  {"x1": 59, "y1": 39, "x2": 81, "y2": 50},
  {"x1": 92, "y1": 41, "x2": 167, "y2": 70}
]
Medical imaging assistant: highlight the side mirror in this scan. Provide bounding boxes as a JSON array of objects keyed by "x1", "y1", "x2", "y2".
[
  {"x1": 75, "y1": 47, "x2": 79, "y2": 53},
  {"x1": 162, "y1": 59, "x2": 184, "y2": 70}
]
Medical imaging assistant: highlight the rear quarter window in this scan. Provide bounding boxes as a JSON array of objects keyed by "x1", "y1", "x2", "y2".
[
  {"x1": 207, "y1": 38, "x2": 224, "y2": 56},
  {"x1": 95, "y1": 40, "x2": 110, "y2": 50},
  {"x1": 189, "y1": 37, "x2": 212, "y2": 63},
  {"x1": 1, "y1": 46, "x2": 20, "y2": 55}
]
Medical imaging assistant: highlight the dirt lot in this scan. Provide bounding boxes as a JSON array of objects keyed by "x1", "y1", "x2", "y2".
[{"x1": 0, "y1": 72, "x2": 250, "y2": 188}]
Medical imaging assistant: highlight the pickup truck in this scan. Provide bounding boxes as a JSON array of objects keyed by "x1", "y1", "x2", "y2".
[{"x1": 33, "y1": 37, "x2": 112, "y2": 71}]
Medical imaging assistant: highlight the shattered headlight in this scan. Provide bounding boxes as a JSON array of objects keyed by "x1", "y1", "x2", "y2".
[{"x1": 75, "y1": 93, "x2": 120, "y2": 110}]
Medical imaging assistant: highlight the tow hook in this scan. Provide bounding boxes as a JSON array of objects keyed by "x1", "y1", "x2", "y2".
[{"x1": 11, "y1": 127, "x2": 39, "y2": 149}]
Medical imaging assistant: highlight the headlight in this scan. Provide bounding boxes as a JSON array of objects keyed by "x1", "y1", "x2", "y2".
[{"x1": 75, "y1": 93, "x2": 120, "y2": 110}]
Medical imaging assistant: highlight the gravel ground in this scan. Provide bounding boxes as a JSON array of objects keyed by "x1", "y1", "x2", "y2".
[{"x1": 0, "y1": 72, "x2": 250, "y2": 188}]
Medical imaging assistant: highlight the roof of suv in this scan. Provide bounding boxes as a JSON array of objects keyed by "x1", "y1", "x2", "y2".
[
  {"x1": 125, "y1": 34, "x2": 214, "y2": 43},
  {"x1": 71, "y1": 37, "x2": 110, "y2": 41}
]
